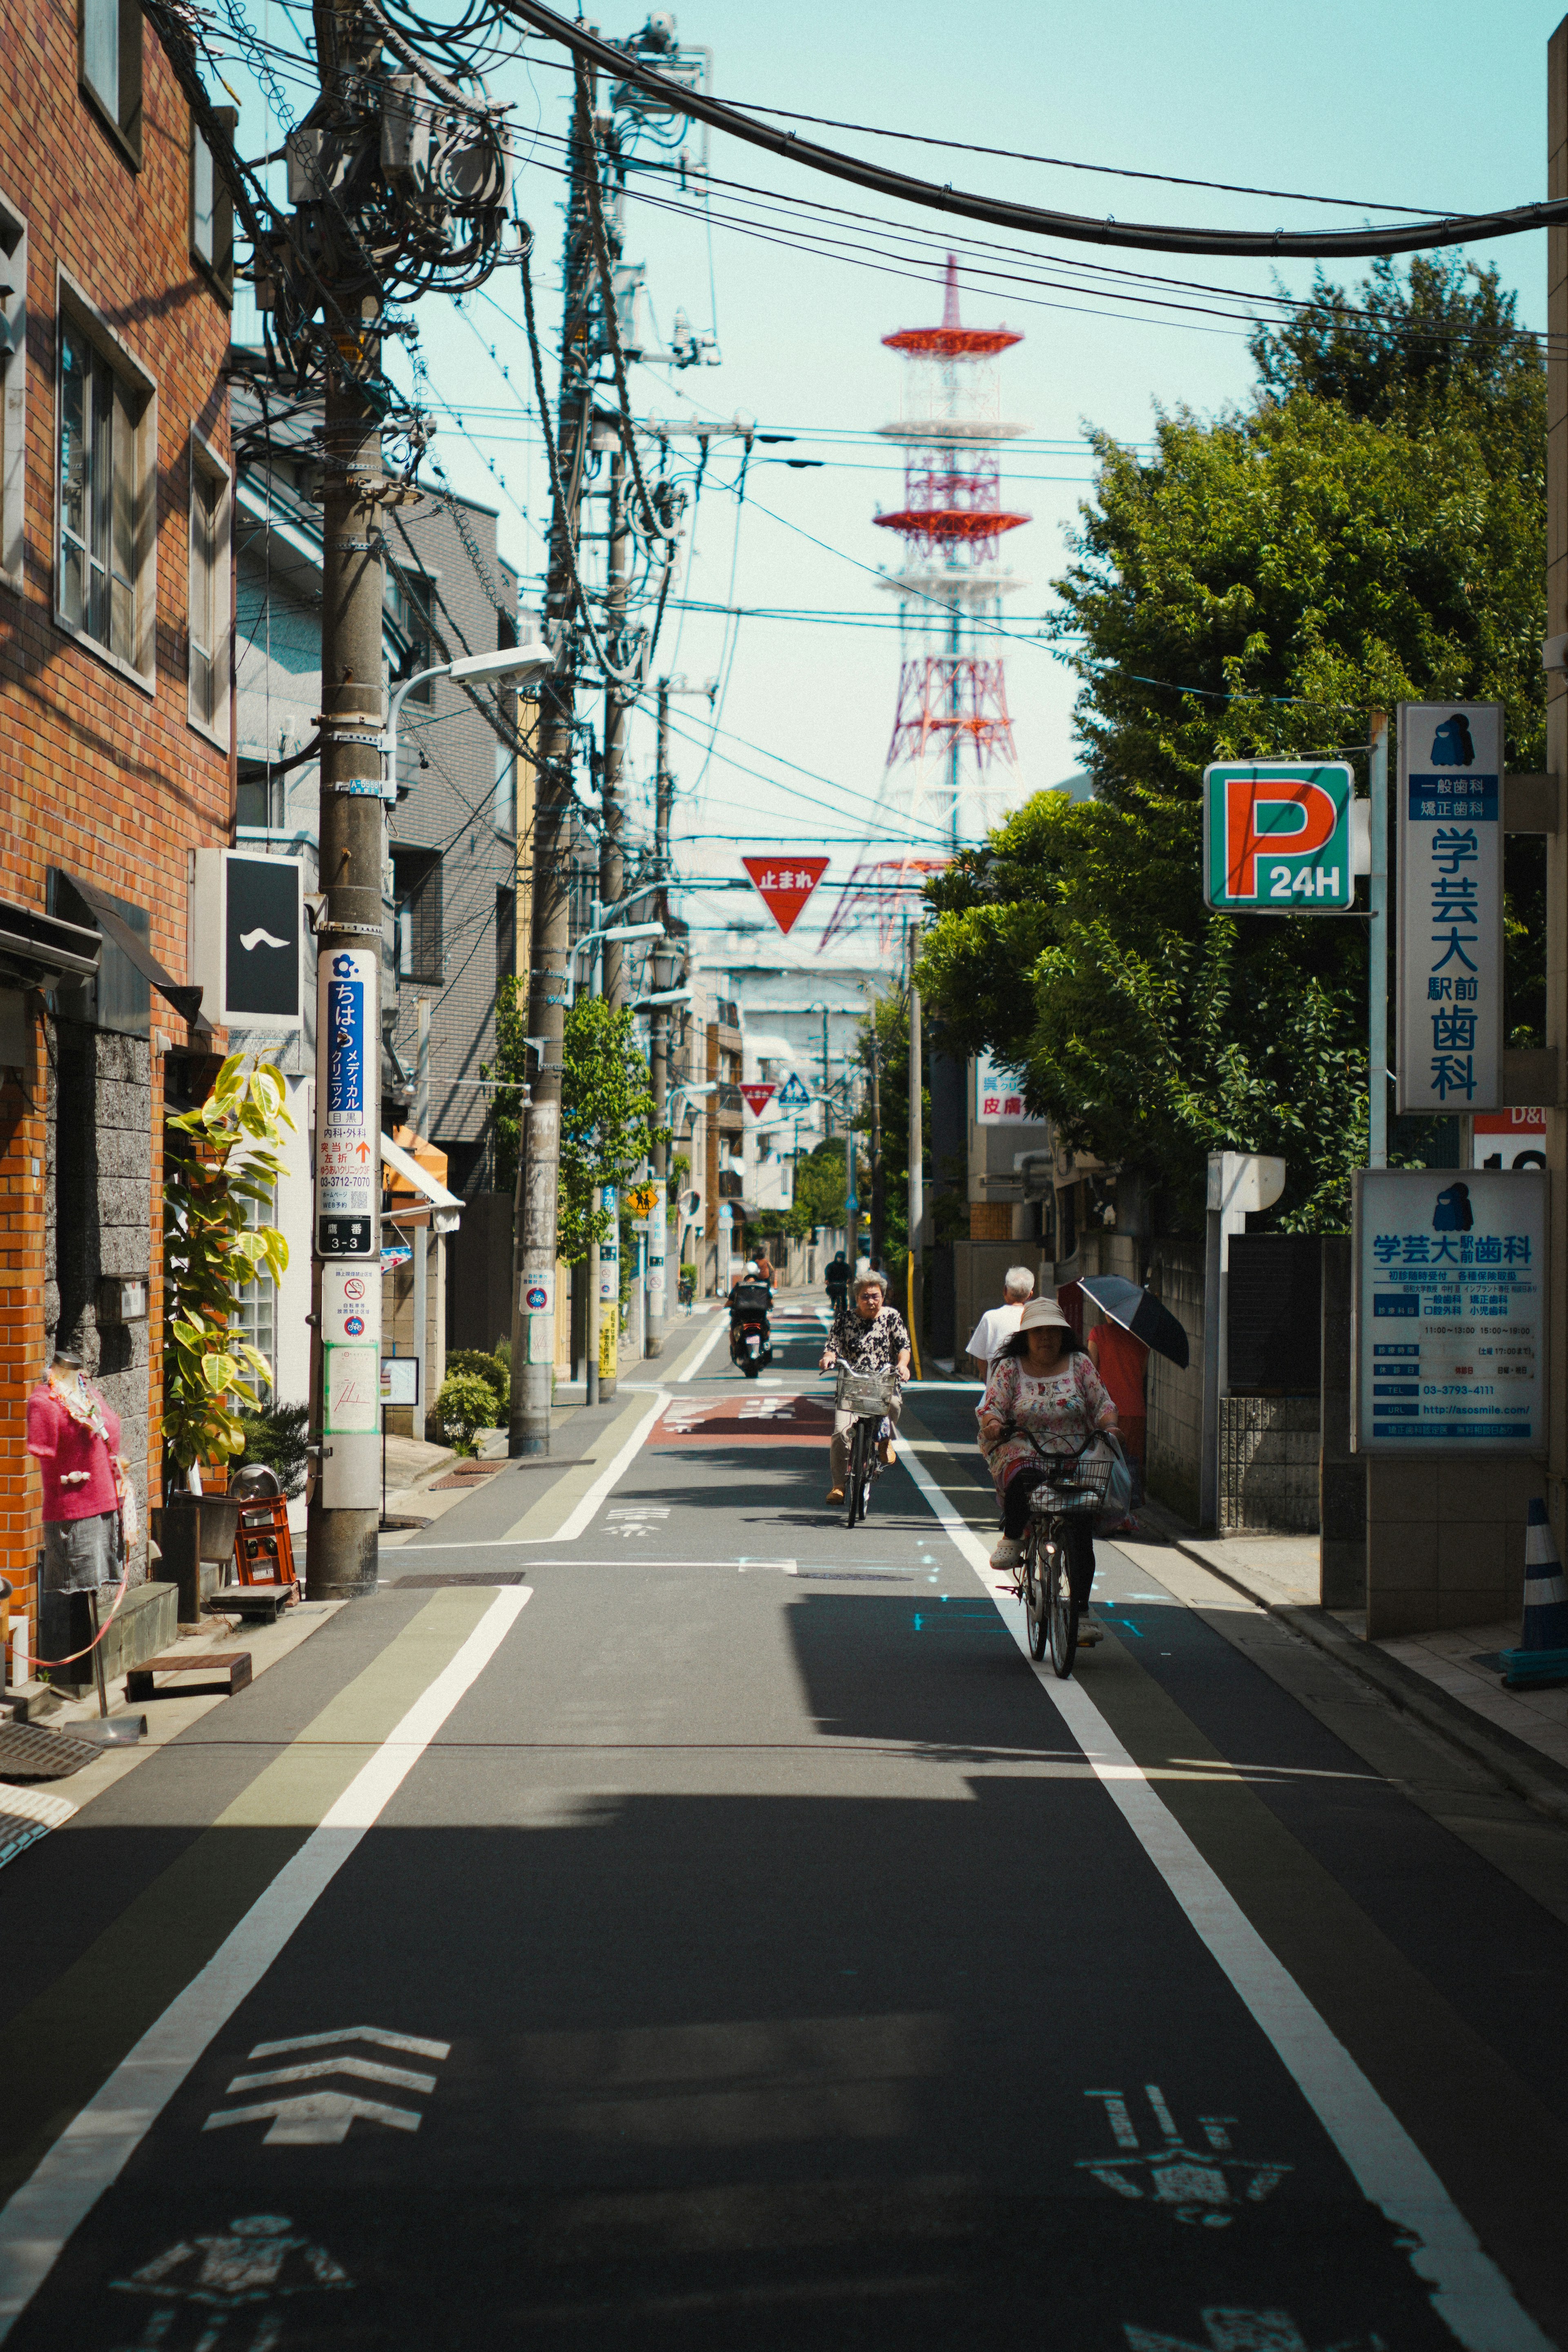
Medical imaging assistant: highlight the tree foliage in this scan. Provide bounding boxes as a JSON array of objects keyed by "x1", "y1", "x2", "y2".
[
  {"x1": 163, "y1": 1054, "x2": 293, "y2": 1472},
  {"x1": 920, "y1": 257, "x2": 1545, "y2": 1233},
  {"x1": 490, "y1": 982, "x2": 666, "y2": 1264}
]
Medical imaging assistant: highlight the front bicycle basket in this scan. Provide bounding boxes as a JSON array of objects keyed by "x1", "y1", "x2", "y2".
[
  {"x1": 1027, "y1": 1453, "x2": 1114, "y2": 1516},
  {"x1": 836, "y1": 1369, "x2": 896, "y2": 1417}
]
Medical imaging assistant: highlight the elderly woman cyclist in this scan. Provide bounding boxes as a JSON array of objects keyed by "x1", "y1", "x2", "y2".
[
  {"x1": 820, "y1": 1269, "x2": 910, "y2": 1505},
  {"x1": 976, "y1": 1296, "x2": 1118, "y2": 1600}
]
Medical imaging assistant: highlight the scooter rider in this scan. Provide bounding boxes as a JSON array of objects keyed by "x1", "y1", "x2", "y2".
[{"x1": 728, "y1": 1261, "x2": 773, "y2": 1365}]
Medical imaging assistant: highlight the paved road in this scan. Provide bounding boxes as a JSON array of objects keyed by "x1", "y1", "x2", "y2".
[{"x1": 2, "y1": 1293, "x2": 1566, "y2": 2350}]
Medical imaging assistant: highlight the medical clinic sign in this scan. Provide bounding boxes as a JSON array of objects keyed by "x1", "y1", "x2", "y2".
[
  {"x1": 1396, "y1": 702, "x2": 1503, "y2": 1113},
  {"x1": 1203, "y1": 763, "x2": 1355, "y2": 912}
]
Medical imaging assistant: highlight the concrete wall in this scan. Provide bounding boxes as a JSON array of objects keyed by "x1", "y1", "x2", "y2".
[
  {"x1": 1365, "y1": 1456, "x2": 1543, "y2": 1639},
  {"x1": 1319, "y1": 1236, "x2": 1363, "y2": 1606},
  {"x1": 1219, "y1": 1396, "x2": 1320, "y2": 1534},
  {"x1": 1145, "y1": 1242, "x2": 1205, "y2": 1525}
]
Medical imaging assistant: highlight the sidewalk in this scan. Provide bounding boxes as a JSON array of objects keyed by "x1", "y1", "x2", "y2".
[{"x1": 1136, "y1": 1503, "x2": 1568, "y2": 1827}]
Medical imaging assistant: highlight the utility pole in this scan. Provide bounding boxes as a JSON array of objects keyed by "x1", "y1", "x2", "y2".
[
  {"x1": 412, "y1": 998, "x2": 429, "y2": 1426},
  {"x1": 307, "y1": 1, "x2": 389, "y2": 1599},
  {"x1": 868, "y1": 1012, "x2": 884, "y2": 1271},
  {"x1": 511, "y1": 60, "x2": 598, "y2": 1454},
  {"x1": 907, "y1": 921, "x2": 923, "y2": 1363},
  {"x1": 646, "y1": 677, "x2": 673, "y2": 1356}
]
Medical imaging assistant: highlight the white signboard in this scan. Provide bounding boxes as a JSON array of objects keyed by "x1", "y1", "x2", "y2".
[
  {"x1": 317, "y1": 945, "x2": 379, "y2": 1256},
  {"x1": 975, "y1": 1049, "x2": 1028, "y2": 1127},
  {"x1": 1396, "y1": 702, "x2": 1503, "y2": 1114},
  {"x1": 1354, "y1": 1167, "x2": 1546, "y2": 1453},
  {"x1": 598, "y1": 1185, "x2": 618, "y2": 1303},
  {"x1": 381, "y1": 1356, "x2": 421, "y2": 1406},
  {"x1": 1473, "y1": 1109, "x2": 1547, "y2": 1173},
  {"x1": 647, "y1": 1178, "x2": 667, "y2": 1301},
  {"x1": 324, "y1": 1346, "x2": 380, "y2": 1434}
]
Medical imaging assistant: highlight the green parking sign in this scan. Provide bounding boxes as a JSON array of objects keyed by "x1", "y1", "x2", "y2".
[{"x1": 1203, "y1": 762, "x2": 1355, "y2": 913}]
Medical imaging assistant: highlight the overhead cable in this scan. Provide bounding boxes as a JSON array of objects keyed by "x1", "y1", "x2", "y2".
[{"x1": 495, "y1": 0, "x2": 1568, "y2": 260}]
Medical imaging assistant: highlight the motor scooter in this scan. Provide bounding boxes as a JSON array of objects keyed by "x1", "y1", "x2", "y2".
[{"x1": 728, "y1": 1280, "x2": 773, "y2": 1379}]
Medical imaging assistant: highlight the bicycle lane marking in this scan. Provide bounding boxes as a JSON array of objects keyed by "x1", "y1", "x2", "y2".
[
  {"x1": 0, "y1": 1586, "x2": 531, "y2": 2343},
  {"x1": 898, "y1": 1439, "x2": 1552, "y2": 2352}
]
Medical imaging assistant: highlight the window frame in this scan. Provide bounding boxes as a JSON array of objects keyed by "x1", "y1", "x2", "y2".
[
  {"x1": 187, "y1": 428, "x2": 232, "y2": 746},
  {"x1": 392, "y1": 848, "x2": 443, "y2": 985},
  {"x1": 54, "y1": 270, "x2": 157, "y2": 693},
  {"x1": 78, "y1": 0, "x2": 143, "y2": 170},
  {"x1": 189, "y1": 107, "x2": 236, "y2": 304},
  {"x1": 0, "y1": 187, "x2": 25, "y2": 593}
]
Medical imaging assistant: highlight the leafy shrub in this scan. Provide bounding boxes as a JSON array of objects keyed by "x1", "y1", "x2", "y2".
[
  {"x1": 233, "y1": 1400, "x2": 310, "y2": 1497},
  {"x1": 443, "y1": 1348, "x2": 508, "y2": 1421},
  {"x1": 433, "y1": 1371, "x2": 499, "y2": 1458}
]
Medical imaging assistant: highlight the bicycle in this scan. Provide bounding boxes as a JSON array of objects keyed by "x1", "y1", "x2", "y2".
[
  {"x1": 835, "y1": 1367, "x2": 898, "y2": 1530},
  {"x1": 677, "y1": 1273, "x2": 695, "y2": 1314},
  {"x1": 1016, "y1": 1439, "x2": 1114, "y2": 1677}
]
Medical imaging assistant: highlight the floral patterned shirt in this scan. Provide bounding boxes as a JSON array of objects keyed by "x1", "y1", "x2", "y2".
[
  {"x1": 976, "y1": 1349, "x2": 1116, "y2": 1490},
  {"x1": 829, "y1": 1299, "x2": 910, "y2": 1387}
]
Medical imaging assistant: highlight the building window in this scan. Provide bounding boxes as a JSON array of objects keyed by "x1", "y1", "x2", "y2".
[
  {"x1": 188, "y1": 433, "x2": 232, "y2": 741},
  {"x1": 190, "y1": 111, "x2": 236, "y2": 302},
  {"x1": 0, "y1": 190, "x2": 24, "y2": 592},
  {"x1": 386, "y1": 569, "x2": 437, "y2": 703},
  {"x1": 495, "y1": 885, "x2": 515, "y2": 987},
  {"x1": 231, "y1": 1181, "x2": 277, "y2": 1398},
  {"x1": 80, "y1": 0, "x2": 143, "y2": 167},
  {"x1": 57, "y1": 291, "x2": 156, "y2": 683},
  {"x1": 493, "y1": 740, "x2": 517, "y2": 839},
  {"x1": 393, "y1": 849, "x2": 442, "y2": 983}
]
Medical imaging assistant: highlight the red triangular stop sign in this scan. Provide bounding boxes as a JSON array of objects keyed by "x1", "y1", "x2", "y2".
[
  {"x1": 742, "y1": 855, "x2": 829, "y2": 935},
  {"x1": 739, "y1": 1082, "x2": 777, "y2": 1116}
]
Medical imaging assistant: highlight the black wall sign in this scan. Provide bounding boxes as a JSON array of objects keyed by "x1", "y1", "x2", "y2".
[
  {"x1": 225, "y1": 856, "x2": 300, "y2": 1021},
  {"x1": 1227, "y1": 1236, "x2": 1323, "y2": 1394}
]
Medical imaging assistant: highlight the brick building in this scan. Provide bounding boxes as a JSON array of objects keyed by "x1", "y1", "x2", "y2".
[{"x1": 0, "y1": 0, "x2": 235, "y2": 1653}]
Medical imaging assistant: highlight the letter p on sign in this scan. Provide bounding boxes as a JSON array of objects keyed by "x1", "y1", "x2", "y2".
[{"x1": 1203, "y1": 762, "x2": 1355, "y2": 913}]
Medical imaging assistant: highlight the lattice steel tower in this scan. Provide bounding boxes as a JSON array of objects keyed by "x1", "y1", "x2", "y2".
[{"x1": 876, "y1": 254, "x2": 1027, "y2": 845}]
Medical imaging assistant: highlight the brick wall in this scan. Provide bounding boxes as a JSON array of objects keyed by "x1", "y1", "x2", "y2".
[{"x1": 0, "y1": 3, "x2": 233, "y2": 1647}]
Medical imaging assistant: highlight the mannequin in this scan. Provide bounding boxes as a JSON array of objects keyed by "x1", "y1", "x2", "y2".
[{"x1": 26, "y1": 1346, "x2": 131, "y2": 1602}]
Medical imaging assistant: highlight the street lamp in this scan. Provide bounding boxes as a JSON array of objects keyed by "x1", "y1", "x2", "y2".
[
  {"x1": 383, "y1": 638, "x2": 555, "y2": 801},
  {"x1": 572, "y1": 920, "x2": 665, "y2": 1002}
]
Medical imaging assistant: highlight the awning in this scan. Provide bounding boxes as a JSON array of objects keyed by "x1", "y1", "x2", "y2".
[
  {"x1": 61, "y1": 871, "x2": 211, "y2": 1033},
  {"x1": 0, "y1": 894, "x2": 101, "y2": 991},
  {"x1": 382, "y1": 1131, "x2": 464, "y2": 1236}
]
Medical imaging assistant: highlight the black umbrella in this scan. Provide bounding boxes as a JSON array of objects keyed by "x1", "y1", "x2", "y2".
[{"x1": 1077, "y1": 1275, "x2": 1190, "y2": 1371}]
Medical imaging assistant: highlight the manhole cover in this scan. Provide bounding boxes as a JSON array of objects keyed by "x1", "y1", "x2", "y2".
[
  {"x1": 430, "y1": 1471, "x2": 497, "y2": 1491},
  {"x1": 392, "y1": 1571, "x2": 528, "y2": 1590},
  {"x1": 0, "y1": 1722, "x2": 104, "y2": 1782}
]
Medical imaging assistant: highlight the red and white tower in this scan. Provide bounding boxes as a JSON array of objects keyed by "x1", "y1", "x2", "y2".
[
  {"x1": 819, "y1": 260, "x2": 1028, "y2": 949},
  {"x1": 878, "y1": 256, "x2": 1028, "y2": 842}
]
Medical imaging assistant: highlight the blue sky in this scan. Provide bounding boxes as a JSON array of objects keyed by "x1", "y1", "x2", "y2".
[{"x1": 225, "y1": 2, "x2": 1561, "y2": 954}]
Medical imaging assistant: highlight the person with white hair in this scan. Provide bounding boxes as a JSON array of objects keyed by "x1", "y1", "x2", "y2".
[{"x1": 964, "y1": 1265, "x2": 1037, "y2": 1378}]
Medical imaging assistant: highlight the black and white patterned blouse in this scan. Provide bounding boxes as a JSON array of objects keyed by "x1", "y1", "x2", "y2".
[{"x1": 829, "y1": 1298, "x2": 910, "y2": 1386}]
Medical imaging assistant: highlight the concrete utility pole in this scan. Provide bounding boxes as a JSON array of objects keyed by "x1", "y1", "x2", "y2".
[
  {"x1": 1548, "y1": 21, "x2": 1568, "y2": 1544},
  {"x1": 412, "y1": 997, "x2": 430, "y2": 1422},
  {"x1": 307, "y1": 1, "x2": 389, "y2": 1599},
  {"x1": 868, "y1": 1011, "x2": 884, "y2": 1270},
  {"x1": 512, "y1": 62, "x2": 598, "y2": 1454},
  {"x1": 907, "y1": 921, "x2": 923, "y2": 1357},
  {"x1": 646, "y1": 677, "x2": 674, "y2": 1357}
]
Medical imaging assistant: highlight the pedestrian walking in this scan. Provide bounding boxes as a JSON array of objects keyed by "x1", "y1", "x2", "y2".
[{"x1": 964, "y1": 1265, "x2": 1036, "y2": 1378}]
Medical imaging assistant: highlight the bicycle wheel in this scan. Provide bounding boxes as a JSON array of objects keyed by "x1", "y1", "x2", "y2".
[
  {"x1": 1046, "y1": 1524, "x2": 1078, "y2": 1678},
  {"x1": 1022, "y1": 1526, "x2": 1049, "y2": 1660},
  {"x1": 844, "y1": 1418, "x2": 868, "y2": 1528},
  {"x1": 857, "y1": 1421, "x2": 878, "y2": 1521}
]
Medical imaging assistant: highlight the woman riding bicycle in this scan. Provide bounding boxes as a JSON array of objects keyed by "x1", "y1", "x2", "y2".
[
  {"x1": 820, "y1": 1270, "x2": 909, "y2": 1505},
  {"x1": 976, "y1": 1297, "x2": 1118, "y2": 1595}
]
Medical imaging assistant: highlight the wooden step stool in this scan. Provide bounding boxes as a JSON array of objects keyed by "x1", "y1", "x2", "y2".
[{"x1": 126, "y1": 1651, "x2": 252, "y2": 1702}]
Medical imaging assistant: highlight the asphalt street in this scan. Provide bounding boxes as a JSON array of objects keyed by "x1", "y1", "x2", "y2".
[{"x1": 2, "y1": 1291, "x2": 1566, "y2": 2351}]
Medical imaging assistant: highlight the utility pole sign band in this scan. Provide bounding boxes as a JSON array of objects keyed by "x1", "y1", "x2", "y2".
[
  {"x1": 1396, "y1": 702, "x2": 1504, "y2": 1114},
  {"x1": 317, "y1": 947, "x2": 378, "y2": 1258},
  {"x1": 1203, "y1": 763, "x2": 1355, "y2": 913}
]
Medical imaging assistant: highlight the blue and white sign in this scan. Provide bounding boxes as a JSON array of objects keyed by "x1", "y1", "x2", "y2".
[
  {"x1": 1396, "y1": 702, "x2": 1503, "y2": 1114},
  {"x1": 317, "y1": 945, "x2": 378, "y2": 1258},
  {"x1": 1354, "y1": 1167, "x2": 1546, "y2": 1452},
  {"x1": 776, "y1": 1073, "x2": 812, "y2": 1111}
]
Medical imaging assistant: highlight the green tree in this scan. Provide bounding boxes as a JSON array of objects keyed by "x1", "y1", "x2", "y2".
[
  {"x1": 489, "y1": 982, "x2": 665, "y2": 1263},
  {"x1": 163, "y1": 1055, "x2": 293, "y2": 1473},
  {"x1": 920, "y1": 257, "x2": 1544, "y2": 1232}
]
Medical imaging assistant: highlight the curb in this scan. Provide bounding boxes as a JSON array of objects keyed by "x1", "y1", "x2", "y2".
[{"x1": 1158, "y1": 1529, "x2": 1568, "y2": 1832}]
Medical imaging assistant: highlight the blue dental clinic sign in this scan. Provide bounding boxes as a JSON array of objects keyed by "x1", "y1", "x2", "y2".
[
  {"x1": 1396, "y1": 701, "x2": 1503, "y2": 1112},
  {"x1": 1353, "y1": 1167, "x2": 1546, "y2": 1452},
  {"x1": 1203, "y1": 762, "x2": 1355, "y2": 912}
]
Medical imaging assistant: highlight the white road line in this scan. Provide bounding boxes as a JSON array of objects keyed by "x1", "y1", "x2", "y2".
[
  {"x1": 676, "y1": 1313, "x2": 731, "y2": 1383},
  {"x1": 523, "y1": 1390, "x2": 670, "y2": 1544},
  {"x1": 0, "y1": 1586, "x2": 531, "y2": 2341},
  {"x1": 899, "y1": 1443, "x2": 1551, "y2": 2352}
]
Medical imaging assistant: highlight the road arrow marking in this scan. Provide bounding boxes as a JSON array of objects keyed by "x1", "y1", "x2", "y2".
[
  {"x1": 225, "y1": 2057, "x2": 437, "y2": 2096},
  {"x1": 247, "y1": 2027, "x2": 450, "y2": 2062},
  {"x1": 204, "y1": 2091, "x2": 422, "y2": 2146}
]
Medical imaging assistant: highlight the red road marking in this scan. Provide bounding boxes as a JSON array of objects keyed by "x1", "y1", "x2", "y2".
[{"x1": 651, "y1": 1394, "x2": 835, "y2": 1447}]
